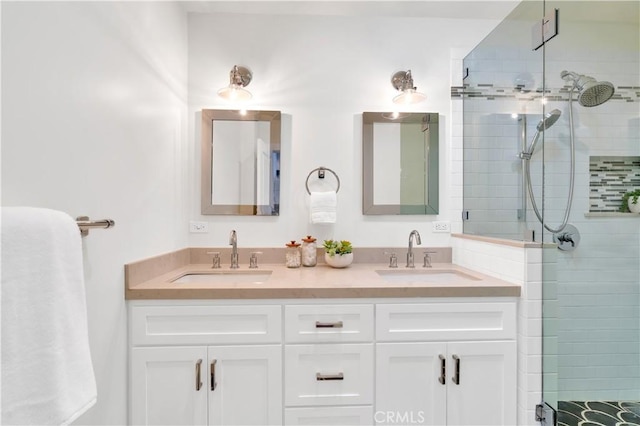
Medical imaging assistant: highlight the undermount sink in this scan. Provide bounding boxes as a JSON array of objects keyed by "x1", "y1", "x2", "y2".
[
  {"x1": 375, "y1": 269, "x2": 481, "y2": 284},
  {"x1": 171, "y1": 270, "x2": 272, "y2": 284}
]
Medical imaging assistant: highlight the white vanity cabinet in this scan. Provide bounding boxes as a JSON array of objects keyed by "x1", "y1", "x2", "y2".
[
  {"x1": 128, "y1": 298, "x2": 517, "y2": 426},
  {"x1": 375, "y1": 302, "x2": 517, "y2": 426},
  {"x1": 129, "y1": 304, "x2": 283, "y2": 426}
]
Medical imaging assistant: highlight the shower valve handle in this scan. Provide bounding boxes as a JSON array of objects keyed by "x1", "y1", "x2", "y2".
[{"x1": 556, "y1": 233, "x2": 575, "y2": 247}]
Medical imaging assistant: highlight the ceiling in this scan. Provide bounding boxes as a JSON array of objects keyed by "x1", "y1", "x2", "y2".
[{"x1": 181, "y1": 1, "x2": 521, "y2": 20}]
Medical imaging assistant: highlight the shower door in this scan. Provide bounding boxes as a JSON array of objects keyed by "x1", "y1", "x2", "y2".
[
  {"x1": 462, "y1": 0, "x2": 640, "y2": 424},
  {"x1": 540, "y1": 2, "x2": 640, "y2": 424}
]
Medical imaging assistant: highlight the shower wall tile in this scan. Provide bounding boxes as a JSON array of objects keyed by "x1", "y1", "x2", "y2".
[
  {"x1": 589, "y1": 156, "x2": 640, "y2": 212},
  {"x1": 455, "y1": 11, "x2": 639, "y2": 412},
  {"x1": 459, "y1": 66, "x2": 639, "y2": 404},
  {"x1": 451, "y1": 85, "x2": 640, "y2": 103},
  {"x1": 453, "y1": 236, "x2": 550, "y2": 426}
]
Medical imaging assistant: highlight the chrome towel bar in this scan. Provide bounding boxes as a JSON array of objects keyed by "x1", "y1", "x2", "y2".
[{"x1": 76, "y1": 216, "x2": 115, "y2": 237}]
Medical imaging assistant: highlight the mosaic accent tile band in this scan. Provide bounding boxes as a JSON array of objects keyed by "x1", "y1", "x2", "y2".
[
  {"x1": 590, "y1": 156, "x2": 640, "y2": 212},
  {"x1": 558, "y1": 401, "x2": 640, "y2": 426},
  {"x1": 451, "y1": 84, "x2": 640, "y2": 102}
]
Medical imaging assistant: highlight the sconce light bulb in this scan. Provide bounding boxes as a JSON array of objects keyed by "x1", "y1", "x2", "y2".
[
  {"x1": 511, "y1": 113, "x2": 519, "y2": 119},
  {"x1": 239, "y1": 109, "x2": 247, "y2": 116},
  {"x1": 217, "y1": 84, "x2": 252, "y2": 102},
  {"x1": 393, "y1": 88, "x2": 426, "y2": 105}
]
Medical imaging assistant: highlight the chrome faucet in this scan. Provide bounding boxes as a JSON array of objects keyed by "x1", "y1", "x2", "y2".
[
  {"x1": 406, "y1": 230, "x2": 422, "y2": 268},
  {"x1": 229, "y1": 230, "x2": 239, "y2": 269}
]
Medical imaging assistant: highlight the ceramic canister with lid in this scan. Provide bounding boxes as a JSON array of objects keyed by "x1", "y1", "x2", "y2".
[
  {"x1": 301, "y1": 235, "x2": 317, "y2": 267},
  {"x1": 285, "y1": 240, "x2": 301, "y2": 268}
]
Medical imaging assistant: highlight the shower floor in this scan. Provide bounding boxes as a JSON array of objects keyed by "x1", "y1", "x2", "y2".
[{"x1": 558, "y1": 401, "x2": 640, "y2": 426}]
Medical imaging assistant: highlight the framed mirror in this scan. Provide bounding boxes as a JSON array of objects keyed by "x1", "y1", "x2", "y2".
[
  {"x1": 201, "y1": 109, "x2": 281, "y2": 215},
  {"x1": 362, "y1": 112, "x2": 439, "y2": 215}
]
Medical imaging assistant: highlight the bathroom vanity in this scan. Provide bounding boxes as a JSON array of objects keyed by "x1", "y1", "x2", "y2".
[{"x1": 126, "y1": 251, "x2": 520, "y2": 425}]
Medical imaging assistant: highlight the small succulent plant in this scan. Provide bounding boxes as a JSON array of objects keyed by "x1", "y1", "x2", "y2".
[{"x1": 322, "y1": 240, "x2": 353, "y2": 257}]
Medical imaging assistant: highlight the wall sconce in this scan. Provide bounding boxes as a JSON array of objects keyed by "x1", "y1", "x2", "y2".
[
  {"x1": 217, "y1": 65, "x2": 253, "y2": 101},
  {"x1": 391, "y1": 70, "x2": 426, "y2": 104}
]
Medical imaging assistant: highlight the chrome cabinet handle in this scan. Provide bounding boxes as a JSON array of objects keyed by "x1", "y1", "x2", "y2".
[
  {"x1": 195, "y1": 359, "x2": 203, "y2": 391},
  {"x1": 315, "y1": 321, "x2": 343, "y2": 328},
  {"x1": 438, "y1": 354, "x2": 446, "y2": 385},
  {"x1": 210, "y1": 359, "x2": 217, "y2": 391},
  {"x1": 316, "y1": 372, "x2": 344, "y2": 381},
  {"x1": 452, "y1": 355, "x2": 460, "y2": 385}
]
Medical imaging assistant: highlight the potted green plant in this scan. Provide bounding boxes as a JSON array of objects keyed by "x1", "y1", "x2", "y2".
[
  {"x1": 621, "y1": 189, "x2": 640, "y2": 213},
  {"x1": 322, "y1": 239, "x2": 353, "y2": 268}
]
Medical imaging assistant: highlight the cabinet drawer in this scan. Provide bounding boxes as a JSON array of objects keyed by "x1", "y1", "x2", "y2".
[
  {"x1": 285, "y1": 406, "x2": 373, "y2": 425},
  {"x1": 131, "y1": 305, "x2": 281, "y2": 345},
  {"x1": 285, "y1": 304, "x2": 373, "y2": 343},
  {"x1": 285, "y1": 344, "x2": 373, "y2": 406},
  {"x1": 376, "y1": 302, "x2": 516, "y2": 342}
]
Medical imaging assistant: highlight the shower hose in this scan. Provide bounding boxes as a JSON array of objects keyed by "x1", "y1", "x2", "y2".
[{"x1": 523, "y1": 89, "x2": 576, "y2": 234}]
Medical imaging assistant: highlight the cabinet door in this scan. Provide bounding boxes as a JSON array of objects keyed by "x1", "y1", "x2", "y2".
[
  {"x1": 446, "y1": 341, "x2": 516, "y2": 426},
  {"x1": 375, "y1": 343, "x2": 447, "y2": 425},
  {"x1": 131, "y1": 346, "x2": 208, "y2": 425},
  {"x1": 208, "y1": 345, "x2": 282, "y2": 426}
]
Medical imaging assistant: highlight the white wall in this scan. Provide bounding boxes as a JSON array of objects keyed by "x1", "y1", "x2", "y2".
[
  {"x1": 1, "y1": 3, "x2": 515, "y2": 423},
  {"x1": 187, "y1": 12, "x2": 501, "y2": 249},
  {"x1": 1, "y1": 2, "x2": 188, "y2": 423}
]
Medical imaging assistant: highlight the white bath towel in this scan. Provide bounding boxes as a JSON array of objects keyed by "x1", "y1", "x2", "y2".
[
  {"x1": 1, "y1": 207, "x2": 97, "y2": 425},
  {"x1": 310, "y1": 191, "x2": 337, "y2": 224}
]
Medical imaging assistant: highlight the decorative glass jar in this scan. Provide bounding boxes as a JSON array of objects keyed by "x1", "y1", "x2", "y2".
[
  {"x1": 301, "y1": 235, "x2": 317, "y2": 267},
  {"x1": 285, "y1": 241, "x2": 301, "y2": 268}
]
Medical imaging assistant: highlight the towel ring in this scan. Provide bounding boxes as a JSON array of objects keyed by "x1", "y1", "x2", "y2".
[{"x1": 305, "y1": 167, "x2": 340, "y2": 195}]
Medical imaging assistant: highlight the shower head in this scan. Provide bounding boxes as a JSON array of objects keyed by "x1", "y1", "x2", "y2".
[
  {"x1": 561, "y1": 70, "x2": 615, "y2": 107},
  {"x1": 520, "y1": 109, "x2": 563, "y2": 159},
  {"x1": 536, "y1": 109, "x2": 562, "y2": 131}
]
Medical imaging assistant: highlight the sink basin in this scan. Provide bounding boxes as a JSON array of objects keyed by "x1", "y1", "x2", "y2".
[
  {"x1": 171, "y1": 271, "x2": 272, "y2": 284},
  {"x1": 376, "y1": 269, "x2": 481, "y2": 284}
]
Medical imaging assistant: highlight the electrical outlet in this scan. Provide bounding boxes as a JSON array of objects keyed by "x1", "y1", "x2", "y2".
[
  {"x1": 189, "y1": 221, "x2": 209, "y2": 233},
  {"x1": 432, "y1": 221, "x2": 451, "y2": 233}
]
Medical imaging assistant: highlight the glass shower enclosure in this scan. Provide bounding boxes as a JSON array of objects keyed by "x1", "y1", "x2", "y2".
[{"x1": 461, "y1": 1, "x2": 639, "y2": 424}]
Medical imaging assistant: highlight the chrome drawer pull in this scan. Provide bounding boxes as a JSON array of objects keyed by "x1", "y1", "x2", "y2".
[
  {"x1": 315, "y1": 321, "x2": 344, "y2": 328},
  {"x1": 211, "y1": 359, "x2": 217, "y2": 391},
  {"x1": 195, "y1": 359, "x2": 203, "y2": 391},
  {"x1": 452, "y1": 355, "x2": 460, "y2": 385},
  {"x1": 316, "y1": 372, "x2": 344, "y2": 381},
  {"x1": 438, "y1": 354, "x2": 446, "y2": 385}
]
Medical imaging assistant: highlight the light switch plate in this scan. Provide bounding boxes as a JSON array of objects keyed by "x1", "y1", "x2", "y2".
[
  {"x1": 189, "y1": 221, "x2": 209, "y2": 233},
  {"x1": 432, "y1": 221, "x2": 451, "y2": 233}
]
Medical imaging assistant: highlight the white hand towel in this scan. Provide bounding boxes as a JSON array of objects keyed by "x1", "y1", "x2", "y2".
[
  {"x1": 310, "y1": 191, "x2": 337, "y2": 224},
  {"x1": 1, "y1": 207, "x2": 97, "y2": 425}
]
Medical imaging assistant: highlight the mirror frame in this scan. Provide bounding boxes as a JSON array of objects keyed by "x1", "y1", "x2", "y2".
[
  {"x1": 201, "y1": 109, "x2": 281, "y2": 215},
  {"x1": 362, "y1": 111, "x2": 439, "y2": 215}
]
